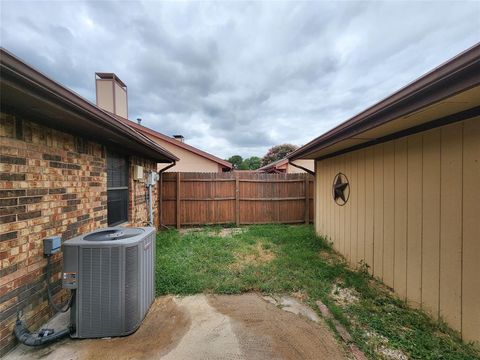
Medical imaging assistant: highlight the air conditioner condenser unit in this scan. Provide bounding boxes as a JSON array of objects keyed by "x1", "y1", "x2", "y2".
[{"x1": 62, "y1": 227, "x2": 156, "y2": 338}]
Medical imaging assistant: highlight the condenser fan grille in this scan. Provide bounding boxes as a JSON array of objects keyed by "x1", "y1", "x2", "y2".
[{"x1": 84, "y1": 228, "x2": 144, "y2": 241}]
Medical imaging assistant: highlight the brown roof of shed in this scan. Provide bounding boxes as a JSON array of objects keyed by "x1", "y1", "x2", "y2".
[
  {"x1": 290, "y1": 43, "x2": 480, "y2": 160},
  {"x1": 0, "y1": 48, "x2": 179, "y2": 163},
  {"x1": 257, "y1": 158, "x2": 288, "y2": 172}
]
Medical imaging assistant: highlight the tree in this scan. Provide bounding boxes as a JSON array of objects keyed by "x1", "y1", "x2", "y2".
[
  {"x1": 226, "y1": 155, "x2": 262, "y2": 170},
  {"x1": 227, "y1": 155, "x2": 243, "y2": 169},
  {"x1": 261, "y1": 144, "x2": 298, "y2": 166},
  {"x1": 243, "y1": 156, "x2": 262, "y2": 170}
]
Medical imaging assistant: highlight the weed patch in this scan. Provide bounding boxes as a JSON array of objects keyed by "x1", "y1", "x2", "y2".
[{"x1": 229, "y1": 242, "x2": 276, "y2": 271}]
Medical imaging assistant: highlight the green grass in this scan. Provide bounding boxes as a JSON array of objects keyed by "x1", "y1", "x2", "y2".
[{"x1": 156, "y1": 224, "x2": 479, "y2": 360}]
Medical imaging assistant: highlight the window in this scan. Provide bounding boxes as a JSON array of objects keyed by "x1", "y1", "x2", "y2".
[{"x1": 107, "y1": 150, "x2": 129, "y2": 226}]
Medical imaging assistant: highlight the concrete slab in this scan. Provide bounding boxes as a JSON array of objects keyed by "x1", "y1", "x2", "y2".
[{"x1": 5, "y1": 293, "x2": 349, "y2": 360}]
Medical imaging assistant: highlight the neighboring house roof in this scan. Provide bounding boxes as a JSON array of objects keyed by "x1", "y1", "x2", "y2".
[
  {"x1": 0, "y1": 48, "x2": 178, "y2": 163},
  {"x1": 258, "y1": 158, "x2": 314, "y2": 174},
  {"x1": 257, "y1": 158, "x2": 288, "y2": 172},
  {"x1": 290, "y1": 43, "x2": 480, "y2": 161},
  {"x1": 116, "y1": 117, "x2": 233, "y2": 170}
]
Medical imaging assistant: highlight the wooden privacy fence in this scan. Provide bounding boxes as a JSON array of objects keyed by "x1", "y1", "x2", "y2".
[{"x1": 159, "y1": 172, "x2": 314, "y2": 228}]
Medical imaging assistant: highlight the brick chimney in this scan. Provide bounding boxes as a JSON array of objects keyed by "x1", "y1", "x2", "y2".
[{"x1": 95, "y1": 73, "x2": 128, "y2": 119}]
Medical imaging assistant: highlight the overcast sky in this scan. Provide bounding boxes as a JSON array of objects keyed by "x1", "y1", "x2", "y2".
[{"x1": 1, "y1": 1, "x2": 479, "y2": 159}]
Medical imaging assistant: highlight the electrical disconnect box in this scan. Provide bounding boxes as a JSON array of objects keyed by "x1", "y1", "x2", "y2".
[
  {"x1": 44, "y1": 236, "x2": 61, "y2": 256},
  {"x1": 133, "y1": 165, "x2": 144, "y2": 181}
]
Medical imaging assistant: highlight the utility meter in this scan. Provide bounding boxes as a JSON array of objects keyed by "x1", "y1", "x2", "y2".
[{"x1": 147, "y1": 171, "x2": 159, "y2": 186}]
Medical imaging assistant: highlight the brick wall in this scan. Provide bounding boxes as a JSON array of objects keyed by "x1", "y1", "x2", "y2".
[{"x1": 0, "y1": 113, "x2": 159, "y2": 355}]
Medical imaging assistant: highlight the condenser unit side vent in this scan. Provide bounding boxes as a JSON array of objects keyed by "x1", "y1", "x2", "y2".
[{"x1": 125, "y1": 245, "x2": 140, "y2": 331}]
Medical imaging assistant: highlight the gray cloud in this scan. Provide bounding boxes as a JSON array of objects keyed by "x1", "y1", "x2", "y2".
[{"x1": 1, "y1": 1, "x2": 479, "y2": 158}]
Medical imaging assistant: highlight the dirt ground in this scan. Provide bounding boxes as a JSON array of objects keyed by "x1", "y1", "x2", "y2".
[{"x1": 6, "y1": 293, "x2": 349, "y2": 360}]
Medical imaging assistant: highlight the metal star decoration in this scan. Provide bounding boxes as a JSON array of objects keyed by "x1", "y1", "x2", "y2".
[{"x1": 332, "y1": 173, "x2": 349, "y2": 205}]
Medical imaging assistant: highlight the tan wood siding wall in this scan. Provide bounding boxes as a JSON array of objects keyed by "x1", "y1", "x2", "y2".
[
  {"x1": 314, "y1": 116, "x2": 480, "y2": 344},
  {"x1": 154, "y1": 139, "x2": 222, "y2": 173}
]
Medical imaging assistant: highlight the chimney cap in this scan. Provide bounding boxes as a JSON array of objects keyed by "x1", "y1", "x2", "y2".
[
  {"x1": 95, "y1": 72, "x2": 127, "y2": 88},
  {"x1": 173, "y1": 135, "x2": 185, "y2": 142},
  {"x1": 137, "y1": 118, "x2": 142, "y2": 125}
]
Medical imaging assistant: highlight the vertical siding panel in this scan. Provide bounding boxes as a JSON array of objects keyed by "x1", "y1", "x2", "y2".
[
  {"x1": 323, "y1": 160, "x2": 329, "y2": 239},
  {"x1": 339, "y1": 155, "x2": 345, "y2": 255},
  {"x1": 439, "y1": 123, "x2": 463, "y2": 331},
  {"x1": 332, "y1": 156, "x2": 338, "y2": 248},
  {"x1": 345, "y1": 153, "x2": 352, "y2": 263},
  {"x1": 320, "y1": 160, "x2": 326, "y2": 236},
  {"x1": 462, "y1": 117, "x2": 480, "y2": 344},
  {"x1": 351, "y1": 152, "x2": 358, "y2": 267},
  {"x1": 357, "y1": 149, "x2": 366, "y2": 266},
  {"x1": 327, "y1": 158, "x2": 334, "y2": 244},
  {"x1": 373, "y1": 144, "x2": 384, "y2": 278},
  {"x1": 320, "y1": 160, "x2": 326, "y2": 235},
  {"x1": 336, "y1": 156, "x2": 342, "y2": 252},
  {"x1": 422, "y1": 129, "x2": 441, "y2": 319},
  {"x1": 324, "y1": 159, "x2": 331, "y2": 243},
  {"x1": 365, "y1": 147, "x2": 375, "y2": 274},
  {"x1": 394, "y1": 138, "x2": 408, "y2": 299},
  {"x1": 330, "y1": 158, "x2": 335, "y2": 246},
  {"x1": 313, "y1": 160, "x2": 326, "y2": 235},
  {"x1": 324, "y1": 161, "x2": 329, "y2": 237},
  {"x1": 330, "y1": 158, "x2": 336, "y2": 245},
  {"x1": 383, "y1": 142, "x2": 395, "y2": 287},
  {"x1": 333, "y1": 158, "x2": 339, "y2": 250},
  {"x1": 315, "y1": 160, "x2": 322, "y2": 234},
  {"x1": 407, "y1": 134, "x2": 423, "y2": 308},
  {"x1": 322, "y1": 160, "x2": 328, "y2": 236}
]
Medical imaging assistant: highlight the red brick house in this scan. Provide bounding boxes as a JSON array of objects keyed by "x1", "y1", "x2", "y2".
[{"x1": 0, "y1": 49, "x2": 178, "y2": 355}]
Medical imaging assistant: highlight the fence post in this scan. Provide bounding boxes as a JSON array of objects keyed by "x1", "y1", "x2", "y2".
[
  {"x1": 176, "y1": 172, "x2": 181, "y2": 229},
  {"x1": 235, "y1": 173, "x2": 240, "y2": 226},
  {"x1": 305, "y1": 175, "x2": 310, "y2": 224}
]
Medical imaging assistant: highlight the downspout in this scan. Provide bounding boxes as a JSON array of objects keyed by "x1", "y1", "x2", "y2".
[
  {"x1": 158, "y1": 162, "x2": 176, "y2": 230},
  {"x1": 289, "y1": 160, "x2": 315, "y2": 175}
]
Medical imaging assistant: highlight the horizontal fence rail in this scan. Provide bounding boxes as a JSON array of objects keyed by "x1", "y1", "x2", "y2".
[{"x1": 159, "y1": 172, "x2": 314, "y2": 228}]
